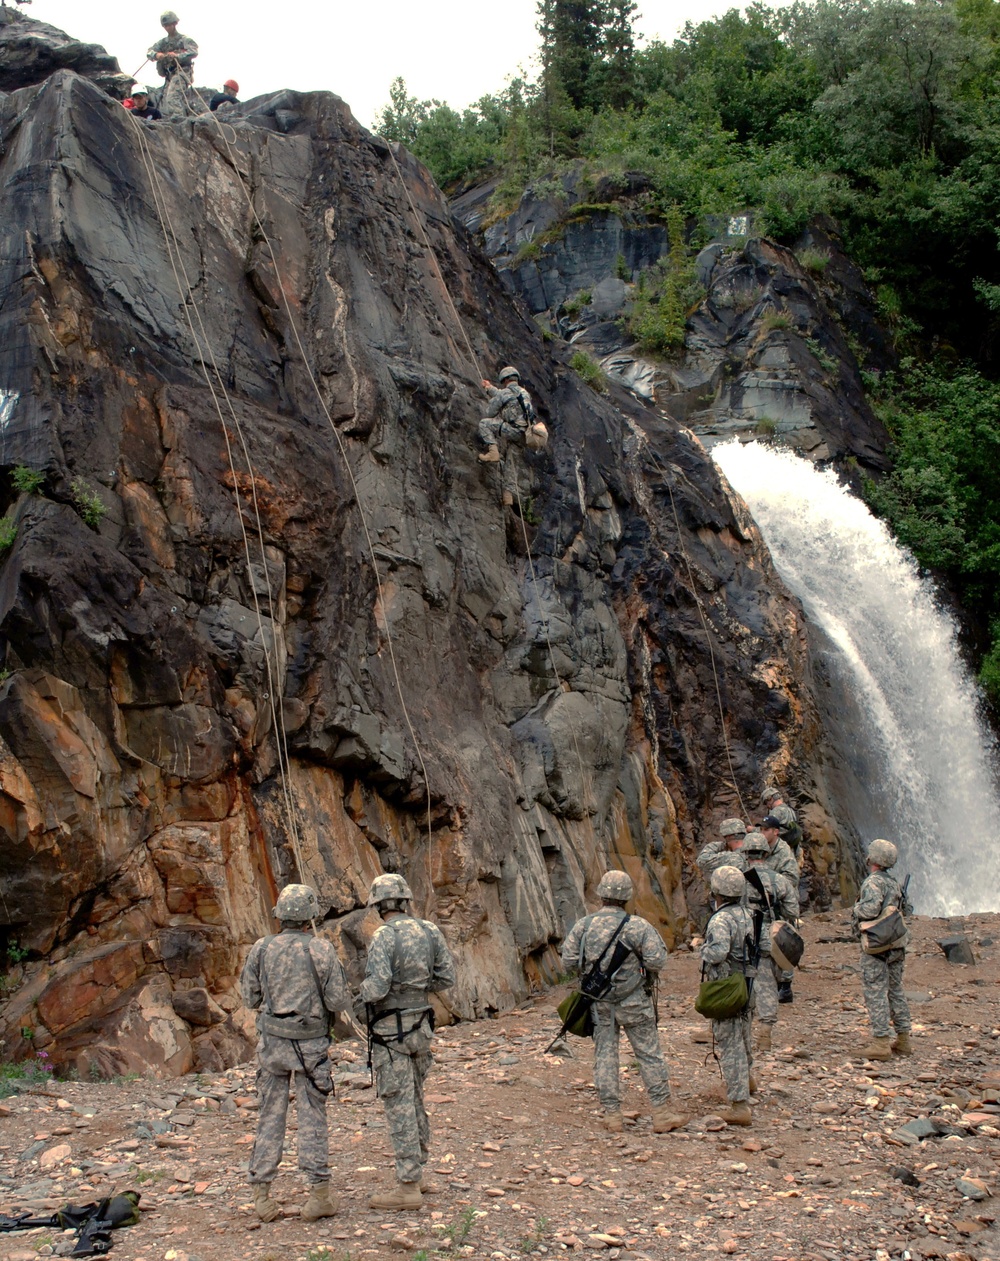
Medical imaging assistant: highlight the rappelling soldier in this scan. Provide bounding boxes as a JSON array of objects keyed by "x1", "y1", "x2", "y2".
[
  {"x1": 241, "y1": 883, "x2": 352, "y2": 1223},
  {"x1": 696, "y1": 817, "x2": 748, "y2": 883},
  {"x1": 760, "y1": 785, "x2": 804, "y2": 856},
  {"x1": 478, "y1": 366, "x2": 547, "y2": 505},
  {"x1": 357, "y1": 873, "x2": 455, "y2": 1211},
  {"x1": 148, "y1": 10, "x2": 198, "y2": 118},
  {"x1": 561, "y1": 871, "x2": 687, "y2": 1135}
]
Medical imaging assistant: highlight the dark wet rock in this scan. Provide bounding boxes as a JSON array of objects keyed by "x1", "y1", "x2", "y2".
[{"x1": 938, "y1": 934, "x2": 977, "y2": 965}]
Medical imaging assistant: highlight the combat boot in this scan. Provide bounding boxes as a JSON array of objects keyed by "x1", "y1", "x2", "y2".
[
  {"x1": 858, "y1": 1036, "x2": 893, "y2": 1061},
  {"x1": 757, "y1": 1025, "x2": 772, "y2": 1052},
  {"x1": 302, "y1": 1182, "x2": 339, "y2": 1220},
  {"x1": 252, "y1": 1183, "x2": 281, "y2": 1222},
  {"x1": 602, "y1": 1110, "x2": 624, "y2": 1133},
  {"x1": 891, "y1": 1031, "x2": 913, "y2": 1056},
  {"x1": 479, "y1": 444, "x2": 501, "y2": 463},
  {"x1": 749, "y1": 1074, "x2": 758, "y2": 1095},
  {"x1": 777, "y1": 982, "x2": 793, "y2": 1004},
  {"x1": 651, "y1": 1104, "x2": 688, "y2": 1133},
  {"x1": 368, "y1": 1180, "x2": 423, "y2": 1211},
  {"x1": 720, "y1": 1101, "x2": 752, "y2": 1127}
]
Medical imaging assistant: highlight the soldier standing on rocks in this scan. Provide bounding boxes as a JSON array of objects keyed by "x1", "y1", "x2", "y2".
[
  {"x1": 851, "y1": 839, "x2": 912, "y2": 1061},
  {"x1": 241, "y1": 883, "x2": 352, "y2": 1224},
  {"x1": 759, "y1": 813, "x2": 800, "y2": 1004},
  {"x1": 696, "y1": 818, "x2": 748, "y2": 883},
  {"x1": 477, "y1": 366, "x2": 545, "y2": 506},
  {"x1": 148, "y1": 10, "x2": 198, "y2": 118},
  {"x1": 742, "y1": 833, "x2": 798, "y2": 1051},
  {"x1": 357, "y1": 873, "x2": 455, "y2": 1211},
  {"x1": 700, "y1": 866, "x2": 756, "y2": 1127},
  {"x1": 561, "y1": 871, "x2": 687, "y2": 1135},
  {"x1": 760, "y1": 786, "x2": 804, "y2": 856}
]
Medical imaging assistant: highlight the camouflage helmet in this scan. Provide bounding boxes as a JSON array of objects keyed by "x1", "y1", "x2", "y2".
[
  {"x1": 596, "y1": 870, "x2": 634, "y2": 903},
  {"x1": 711, "y1": 865, "x2": 746, "y2": 898},
  {"x1": 367, "y1": 872, "x2": 413, "y2": 905},
  {"x1": 498, "y1": 366, "x2": 520, "y2": 384},
  {"x1": 160, "y1": 10, "x2": 180, "y2": 23},
  {"x1": 273, "y1": 883, "x2": 320, "y2": 922},
  {"x1": 760, "y1": 785, "x2": 781, "y2": 804},
  {"x1": 742, "y1": 830, "x2": 770, "y2": 856},
  {"x1": 719, "y1": 817, "x2": 746, "y2": 838},
  {"x1": 867, "y1": 838, "x2": 898, "y2": 869}
]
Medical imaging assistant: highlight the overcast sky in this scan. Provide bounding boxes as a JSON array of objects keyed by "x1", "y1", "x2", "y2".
[{"x1": 34, "y1": 0, "x2": 758, "y2": 129}]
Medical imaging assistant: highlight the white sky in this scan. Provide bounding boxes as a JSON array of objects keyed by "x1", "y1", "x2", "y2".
[{"x1": 32, "y1": 0, "x2": 753, "y2": 130}]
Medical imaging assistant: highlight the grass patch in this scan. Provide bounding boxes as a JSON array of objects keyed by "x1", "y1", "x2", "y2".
[
  {"x1": 754, "y1": 417, "x2": 778, "y2": 437},
  {"x1": 805, "y1": 336, "x2": 838, "y2": 375},
  {"x1": 0, "y1": 516, "x2": 16, "y2": 552},
  {"x1": 70, "y1": 480, "x2": 106, "y2": 529},
  {"x1": 570, "y1": 351, "x2": 606, "y2": 393},
  {"x1": 762, "y1": 310, "x2": 792, "y2": 332},
  {"x1": 797, "y1": 246, "x2": 830, "y2": 277}
]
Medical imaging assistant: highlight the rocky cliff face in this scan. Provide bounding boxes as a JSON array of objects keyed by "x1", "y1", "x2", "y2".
[{"x1": 0, "y1": 32, "x2": 846, "y2": 1077}]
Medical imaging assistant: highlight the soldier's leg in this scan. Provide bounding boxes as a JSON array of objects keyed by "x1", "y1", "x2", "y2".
[
  {"x1": 293, "y1": 1046, "x2": 333, "y2": 1184},
  {"x1": 860, "y1": 954, "x2": 892, "y2": 1037},
  {"x1": 479, "y1": 417, "x2": 502, "y2": 449},
  {"x1": 755, "y1": 958, "x2": 779, "y2": 1026},
  {"x1": 374, "y1": 1043, "x2": 423, "y2": 1184},
  {"x1": 712, "y1": 1017, "x2": 750, "y2": 1103},
  {"x1": 591, "y1": 1003, "x2": 622, "y2": 1112},
  {"x1": 249, "y1": 1065, "x2": 291, "y2": 1184},
  {"x1": 887, "y1": 956, "x2": 912, "y2": 1033},
  {"x1": 620, "y1": 1009, "x2": 671, "y2": 1107},
  {"x1": 413, "y1": 1048, "x2": 432, "y2": 1164}
]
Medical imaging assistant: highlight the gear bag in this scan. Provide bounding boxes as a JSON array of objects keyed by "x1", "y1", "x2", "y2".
[
  {"x1": 771, "y1": 921, "x2": 805, "y2": 970},
  {"x1": 546, "y1": 914, "x2": 634, "y2": 1049},
  {"x1": 860, "y1": 905, "x2": 906, "y2": 954},
  {"x1": 695, "y1": 970, "x2": 749, "y2": 1020}
]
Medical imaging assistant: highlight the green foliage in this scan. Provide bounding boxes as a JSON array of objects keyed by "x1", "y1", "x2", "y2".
[
  {"x1": 563, "y1": 288, "x2": 592, "y2": 318},
  {"x1": 0, "y1": 516, "x2": 15, "y2": 552},
  {"x1": 0, "y1": 1051, "x2": 53, "y2": 1098},
  {"x1": 805, "y1": 336, "x2": 838, "y2": 374},
  {"x1": 755, "y1": 416, "x2": 778, "y2": 437},
  {"x1": 763, "y1": 310, "x2": 792, "y2": 331},
  {"x1": 70, "y1": 479, "x2": 106, "y2": 529},
  {"x1": 627, "y1": 204, "x2": 701, "y2": 355},
  {"x1": 570, "y1": 350, "x2": 606, "y2": 391},
  {"x1": 6, "y1": 942, "x2": 27, "y2": 964},
  {"x1": 615, "y1": 251, "x2": 630, "y2": 280},
  {"x1": 439, "y1": 1205, "x2": 479, "y2": 1249},
  {"x1": 797, "y1": 247, "x2": 830, "y2": 276},
  {"x1": 11, "y1": 466, "x2": 43, "y2": 495}
]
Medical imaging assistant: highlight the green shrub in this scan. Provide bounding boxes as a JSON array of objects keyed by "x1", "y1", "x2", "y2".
[
  {"x1": 570, "y1": 350, "x2": 606, "y2": 392},
  {"x1": 796, "y1": 247, "x2": 831, "y2": 276},
  {"x1": 11, "y1": 466, "x2": 44, "y2": 495},
  {"x1": 70, "y1": 480, "x2": 106, "y2": 529},
  {"x1": 563, "y1": 289, "x2": 592, "y2": 318},
  {"x1": 626, "y1": 204, "x2": 701, "y2": 355},
  {"x1": 755, "y1": 416, "x2": 778, "y2": 437},
  {"x1": 0, "y1": 516, "x2": 15, "y2": 552},
  {"x1": 763, "y1": 310, "x2": 792, "y2": 331}
]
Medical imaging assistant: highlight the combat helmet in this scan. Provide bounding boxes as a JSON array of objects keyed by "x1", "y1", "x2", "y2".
[
  {"x1": 719, "y1": 817, "x2": 746, "y2": 838},
  {"x1": 867, "y1": 838, "x2": 898, "y2": 869},
  {"x1": 760, "y1": 785, "x2": 780, "y2": 805},
  {"x1": 160, "y1": 10, "x2": 179, "y2": 24},
  {"x1": 711, "y1": 865, "x2": 746, "y2": 898},
  {"x1": 596, "y1": 870, "x2": 633, "y2": 904},
  {"x1": 274, "y1": 883, "x2": 320, "y2": 922},
  {"x1": 498, "y1": 366, "x2": 520, "y2": 384},
  {"x1": 367, "y1": 872, "x2": 414, "y2": 906},
  {"x1": 742, "y1": 831, "x2": 770, "y2": 856}
]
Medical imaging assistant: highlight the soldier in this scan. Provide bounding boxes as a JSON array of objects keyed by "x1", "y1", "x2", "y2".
[
  {"x1": 695, "y1": 818, "x2": 748, "y2": 882},
  {"x1": 357, "y1": 873, "x2": 455, "y2": 1211},
  {"x1": 561, "y1": 871, "x2": 687, "y2": 1135},
  {"x1": 760, "y1": 786, "x2": 804, "y2": 856},
  {"x1": 851, "y1": 838, "x2": 912, "y2": 1061},
  {"x1": 241, "y1": 883, "x2": 352, "y2": 1223},
  {"x1": 477, "y1": 366, "x2": 545, "y2": 506},
  {"x1": 148, "y1": 11, "x2": 198, "y2": 118},
  {"x1": 759, "y1": 814, "x2": 800, "y2": 1004},
  {"x1": 742, "y1": 833, "x2": 798, "y2": 1051},
  {"x1": 700, "y1": 866, "x2": 756, "y2": 1126}
]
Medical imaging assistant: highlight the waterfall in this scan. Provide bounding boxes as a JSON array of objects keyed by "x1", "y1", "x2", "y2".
[{"x1": 713, "y1": 439, "x2": 1000, "y2": 915}]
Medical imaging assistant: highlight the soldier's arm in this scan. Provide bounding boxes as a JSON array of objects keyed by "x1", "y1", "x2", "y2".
[
  {"x1": 699, "y1": 917, "x2": 731, "y2": 965},
  {"x1": 483, "y1": 389, "x2": 506, "y2": 417},
  {"x1": 429, "y1": 925, "x2": 456, "y2": 991},
  {"x1": 853, "y1": 875, "x2": 885, "y2": 923},
  {"x1": 635, "y1": 920, "x2": 668, "y2": 973},
  {"x1": 357, "y1": 927, "x2": 395, "y2": 1004},
  {"x1": 695, "y1": 840, "x2": 723, "y2": 874},
  {"x1": 560, "y1": 918, "x2": 585, "y2": 972},
  {"x1": 320, "y1": 946, "x2": 352, "y2": 1012},
  {"x1": 777, "y1": 874, "x2": 799, "y2": 922},
  {"x1": 240, "y1": 942, "x2": 263, "y2": 1010}
]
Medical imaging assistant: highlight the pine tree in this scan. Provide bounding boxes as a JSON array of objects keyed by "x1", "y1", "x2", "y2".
[
  {"x1": 597, "y1": 0, "x2": 639, "y2": 109},
  {"x1": 537, "y1": 0, "x2": 605, "y2": 111}
]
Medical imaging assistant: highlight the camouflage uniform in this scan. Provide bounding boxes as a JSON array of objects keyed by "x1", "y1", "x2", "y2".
[
  {"x1": 852, "y1": 871, "x2": 911, "y2": 1039},
  {"x1": 561, "y1": 907, "x2": 672, "y2": 1111},
  {"x1": 763, "y1": 839, "x2": 799, "y2": 982},
  {"x1": 147, "y1": 31, "x2": 199, "y2": 117},
  {"x1": 358, "y1": 914, "x2": 455, "y2": 1185},
  {"x1": 479, "y1": 383, "x2": 535, "y2": 497},
  {"x1": 700, "y1": 902, "x2": 756, "y2": 1103},
  {"x1": 241, "y1": 930, "x2": 351, "y2": 1185},
  {"x1": 768, "y1": 802, "x2": 803, "y2": 855},
  {"x1": 696, "y1": 841, "x2": 747, "y2": 880},
  {"x1": 744, "y1": 864, "x2": 798, "y2": 1027}
]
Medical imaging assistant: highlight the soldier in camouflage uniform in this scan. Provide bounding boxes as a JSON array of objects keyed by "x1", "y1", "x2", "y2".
[
  {"x1": 759, "y1": 813, "x2": 800, "y2": 1004},
  {"x1": 696, "y1": 818, "x2": 748, "y2": 883},
  {"x1": 561, "y1": 871, "x2": 687, "y2": 1135},
  {"x1": 148, "y1": 11, "x2": 198, "y2": 118},
  {"x1": 477, "y1": 366, "x2": 540, "y2": 506},
  {"x1": 742, "y1": 833, "x2": 798, "y2": 1051},
  {"x1": 851, "y1": 838, "x2": 912, "y2": 1061},
  {"x1": 357, "y1": 873, "x2": 455, "y2": 1211},
  {"x1": 760, "y1": 786, "x2": 804, "y2": 856},
  {"x1": 241, "y1": 883, "x2": 352, "y2": 1223},
  {"x1": 700, "y1": 866, "x2": 756, "y2": 1127}
]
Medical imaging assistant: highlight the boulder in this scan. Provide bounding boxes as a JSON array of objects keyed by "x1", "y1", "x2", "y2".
[
  {"x1": 938, "y1": 934, "x2": 977, "y2": 965},
  {"x1": 170, "y1": 987, "x2": 227, "y2": 1027}
]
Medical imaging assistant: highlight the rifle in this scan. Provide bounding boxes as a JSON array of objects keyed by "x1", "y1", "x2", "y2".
[
  {"x1": 746, "y1": 908, "x2": 764, "y2": 1004},
  {"x1": 900, "y1": 874, "x2": 913, "y2": 917},
  {"x1": 545, "y1": 915, "x2": 632, "y2": 1053}
]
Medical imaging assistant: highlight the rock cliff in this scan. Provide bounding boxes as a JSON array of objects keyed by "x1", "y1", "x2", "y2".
[{"x1": 0, "y1": 27, "x2": 846, "y2": 1076}]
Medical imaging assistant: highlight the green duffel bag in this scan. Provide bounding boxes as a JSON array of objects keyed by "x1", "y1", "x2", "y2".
[
  {"x1": 695, "y1": 971, "x2": 748, "y2": 1020},
  {"x1": 556, "y1": 990, "x2": 595, "y2": 1038}
]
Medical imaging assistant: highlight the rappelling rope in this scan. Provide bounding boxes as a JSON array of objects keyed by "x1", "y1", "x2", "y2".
[
  {"x1": 185, "y1": 103, "x2": 437, "y2": 886},
  {"x1": 123, "y1": 111, "x2": 305, "y2": 874}
]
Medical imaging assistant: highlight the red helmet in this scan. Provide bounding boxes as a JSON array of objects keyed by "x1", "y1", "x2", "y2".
[{"x1": 224, "y1": 79, "x2": 239, "y2": 92}]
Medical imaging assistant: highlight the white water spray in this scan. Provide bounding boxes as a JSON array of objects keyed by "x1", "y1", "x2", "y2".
[{"x1": 714, "y1": 439, "x2": 1000, "y2": 915}]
